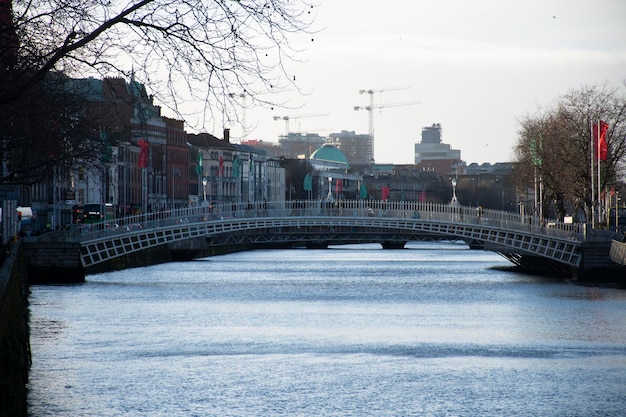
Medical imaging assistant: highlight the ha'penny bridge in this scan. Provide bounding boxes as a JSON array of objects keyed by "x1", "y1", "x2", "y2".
[{"x1": 23, "y1": 200, "x2": 626, "y2": 283}]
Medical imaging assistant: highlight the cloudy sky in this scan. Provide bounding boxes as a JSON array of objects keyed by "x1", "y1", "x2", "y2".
[{"x1": 223, "y1": 0, "x2": 626, "y2": 165}]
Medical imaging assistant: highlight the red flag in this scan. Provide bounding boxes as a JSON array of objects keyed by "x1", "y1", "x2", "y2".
[
  {"x1": 593, "y1": 121, "x2": 608, "y2": 161},
  {"x1": 138, "y1": 138, "x2": 149, "y2": 168},
  {"x1": 219, "y1": 155, "x2": 224, "y2": 176},
  {"x1": 335, "y1": 179, "x2": 343, "y2": 195},
  {"x1": 381, "y1": 185, "x2": 390, "y2": 201},
  {"x1": 419, "y1": 189, "x2": 426, "y2": 202}
]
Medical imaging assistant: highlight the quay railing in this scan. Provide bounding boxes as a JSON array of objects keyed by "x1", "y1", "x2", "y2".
[{"x1": 56, "y1": 199, "x2": 591, "y2": 243}]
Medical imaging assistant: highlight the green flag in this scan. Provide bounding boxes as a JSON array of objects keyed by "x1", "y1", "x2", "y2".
[
  {"x1": 233, "y1": 156, "x2": 241, "y2": 178},
  {"x1": 303, "y1": 173, "x2": 312, "y2": 191},
  {"x1": 359, "y1": 182, "x2": 368, "y2": 199},
  {"x1": 195, "y1": 151, "x2": 203, "y2": 175},
  {"x1": 530, "y1": 137, "x2": 542, "y2": 167}
]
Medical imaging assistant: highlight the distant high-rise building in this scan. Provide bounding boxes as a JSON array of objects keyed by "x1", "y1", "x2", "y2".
[
  {"x1": 277, "y1": 132, "x2": 327, "y2": 159},
  {"x1": 327, "y1": 130, "x2": 371, "y2": 166},
  {"x1": 414, "y1": 123, "x2": 462, "y2": 176},
  {"x1": 420, "y1": 123, "x2": 443, "y2": 144}
]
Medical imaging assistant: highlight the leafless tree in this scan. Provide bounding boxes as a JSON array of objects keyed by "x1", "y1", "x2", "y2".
[
  {"x1": 0, "y1": 0, "x2": 317, "y2": 184},
  {"x1": 513, "y1": 83, "x2": 626, "y2": 221}
]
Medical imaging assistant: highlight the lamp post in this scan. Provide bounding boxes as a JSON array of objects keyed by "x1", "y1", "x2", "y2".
[
  {"x1": 450, "y1": 178, "x2": 458, "y2": 205},
  {"x1": 202, "y1": 177, "x2": 208, "y2": 206},
  {"x1": 327, "y1": 176, "x2": 332, "y2": 201}
]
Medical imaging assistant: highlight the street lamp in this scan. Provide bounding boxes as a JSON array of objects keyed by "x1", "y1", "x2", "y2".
[
  {"x1": 450, "y1": 178, "x2": 458, "y2": 206},
  {"x1": 327, "y1": 176, "x2": 333, "y2": 201},
  {"x1": 202, "y1": 177, "x2": 208, "y2": 205}
]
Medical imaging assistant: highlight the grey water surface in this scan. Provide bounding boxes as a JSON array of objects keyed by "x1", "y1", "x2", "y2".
[{"x1": 27, "y1": 242, "x2": 626, "y2": 416}]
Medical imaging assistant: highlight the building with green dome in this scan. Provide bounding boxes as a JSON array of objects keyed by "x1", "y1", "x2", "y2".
[
  {"x1": 308, "y1": 144, "x2": 363, "y2": 200},
  {"x1": 310, "y1": 144, "x2": 349, "y2": 171}
]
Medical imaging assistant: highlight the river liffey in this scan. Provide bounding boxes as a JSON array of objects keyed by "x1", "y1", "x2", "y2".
[{"x1": 28, "y1": 242, "x2": 626, "y2": 416}]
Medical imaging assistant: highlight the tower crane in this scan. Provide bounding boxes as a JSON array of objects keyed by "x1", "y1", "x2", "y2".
[
  {"x1": 229, "y1": 92, "x2": 247, "y2": 142},
  {"x1": 273, "y1": 113, "x2": 329, "y2": 135},
  {"x1": 355, "y1": 87, "x2": 420, "y2": 162},
  {"x1": 229, "y1": 88, "x2": 292, "y2": 142}
]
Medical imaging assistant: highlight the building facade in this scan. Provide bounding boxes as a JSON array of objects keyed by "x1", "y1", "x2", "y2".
[
  {"x1": 188, "y1": 130, "x2": 286, "y2": 208},
  {"x1": 277, "y1": 132, "x2": 327, "y2": 159},
  {"x1": 308, "y1": 144, "x2": 362, "y2": 200},
  {"x1": 414, "y1": 123, "x2": 463, "y2": 176},
  {"x1": 326, "y1": 130, "x2": 372, "y2": 166},
  {"x1": 19, "y1": 76, "x2": 287, "y2": 231}
]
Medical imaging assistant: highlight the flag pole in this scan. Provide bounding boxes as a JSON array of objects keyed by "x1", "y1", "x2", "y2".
[
  {"x1": 596, "y1": 119, "x2": 602, "y2": 223},
  {"x1": 537, "y1": 143, "x2": 543, "y2": 220},
  {"x1": 533, "y1": 167, "x2": 538, "y2": 215},
  {"x1": 590, "y1": 122, "x2": 595, "y2": 228}
]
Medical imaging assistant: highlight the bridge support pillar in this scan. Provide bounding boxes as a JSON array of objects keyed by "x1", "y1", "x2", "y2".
[
  {"x1": 306, "y1": 242, "x2": 328, "y2": 249},
  {"x1": 381, "y1": 241, "x2": 406, "y2": 249}
]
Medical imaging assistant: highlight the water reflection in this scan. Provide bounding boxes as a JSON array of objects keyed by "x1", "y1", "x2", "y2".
[{"x1": 28, "y1": 243, "x2": 626, "y2": 417}]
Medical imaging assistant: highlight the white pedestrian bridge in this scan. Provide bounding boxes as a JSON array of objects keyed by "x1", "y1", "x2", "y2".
[{"x1": 53, "y1": 200, "x2": 601, "y2": 277}]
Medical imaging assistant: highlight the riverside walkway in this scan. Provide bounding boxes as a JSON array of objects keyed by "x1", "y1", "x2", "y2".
[{"x1": 26, "y1": 199, "x2": 626, "y2": 281}]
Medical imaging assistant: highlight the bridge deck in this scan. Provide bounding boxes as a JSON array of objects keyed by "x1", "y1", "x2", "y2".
[{"x1": 51, "y1": 200, "x2": 593, "y2": 272}]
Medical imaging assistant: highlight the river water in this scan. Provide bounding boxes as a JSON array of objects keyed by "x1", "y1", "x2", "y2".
[{"x1": 27, "y1": 242, "x2": 626, "y2": 416}]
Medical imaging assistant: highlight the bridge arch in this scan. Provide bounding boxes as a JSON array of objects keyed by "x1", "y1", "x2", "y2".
[{"x1": 72, "y1": 200, "x2": 586, "y2": 276}]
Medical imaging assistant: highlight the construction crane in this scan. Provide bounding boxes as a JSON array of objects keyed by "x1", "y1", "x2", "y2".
[
  {"x1": 273, "y1": 113, "x2": 329, "y2": 135},
  {"x1": 229, "y1": 93, "x2": 247, "y2": 142},
  {"x1": 355, "y1": 87, "x2": 419, "y2": 162},
  {"x1": 229, "y1": 88, "x2": 292, "y2": 142}
]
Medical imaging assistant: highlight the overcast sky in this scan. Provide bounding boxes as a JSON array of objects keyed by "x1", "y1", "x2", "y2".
[{"x1": 217, "y1": 0, "x2": 626, "y2": 165}]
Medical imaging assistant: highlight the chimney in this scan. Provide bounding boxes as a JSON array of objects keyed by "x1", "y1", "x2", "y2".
[{"x1": 223, "y1": 128, "x2": 230, "y2": 143}]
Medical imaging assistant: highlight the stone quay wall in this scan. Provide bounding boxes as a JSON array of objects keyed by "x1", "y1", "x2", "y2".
[{"x1": 0, "y1": 241, "x2": 29, "y2": 417}]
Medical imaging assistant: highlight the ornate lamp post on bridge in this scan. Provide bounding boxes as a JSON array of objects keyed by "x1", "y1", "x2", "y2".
[
  {"x1": 327, "y1": 176, "x2": 333, "y2": 201},
  {"x1": 450, "y1": 178, "x2": 459, "y2": 206},
  {"x1": 202, "y1": 177, "x2": 208, "y2": 206}
]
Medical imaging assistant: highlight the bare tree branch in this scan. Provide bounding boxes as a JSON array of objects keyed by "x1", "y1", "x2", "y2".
[
  {"x1": 5, "y1": 0, "x2": 317, "y2": 122},
  {"x1": 0, "y1": 0, "x2": 317, "y2": 184},
  {"x1": 513, "y1": 82, "x2": 626, "y2": 221}
]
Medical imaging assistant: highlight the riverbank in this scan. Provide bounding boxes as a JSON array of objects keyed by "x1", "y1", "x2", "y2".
[{"x1": 0, "y1": 240, "x2": 30, "y2": 417}]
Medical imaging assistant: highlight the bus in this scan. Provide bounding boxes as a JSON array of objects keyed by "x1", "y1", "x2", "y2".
[{"x1": 72, "y1": 203, "x2": 114, "y2": 224}]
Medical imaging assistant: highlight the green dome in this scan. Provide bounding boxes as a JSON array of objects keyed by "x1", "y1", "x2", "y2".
[{"x1": 310, "y1": 145, "x2": 349, "y2": 165}]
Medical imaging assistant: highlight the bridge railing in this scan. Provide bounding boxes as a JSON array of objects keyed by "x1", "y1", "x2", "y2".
[{"x1": 70, "y1": 200, "x2": 587, "y2": 243}]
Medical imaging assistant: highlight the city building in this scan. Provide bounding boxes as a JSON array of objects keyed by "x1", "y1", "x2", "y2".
[
  {"x1": 14, "y1": 73, "x2": 528, "y2": 235},
  {"x1": 25, "y1": 76, "x2": 151, "y2": 227},
  {"x1": 164, "y1": 117, "x2": 191, "y2": 208},
  {"x1": 188, "y1": 130, "x2": 286, "y2": 207},
  {"x1": 187, "y1": 130, "x2": 237, "y2": 206},
  {"x1": 18, "y1": 75, "x2": 288, "y2": 230},
  {"x1": 277, "y1": 132, "x2": 327, "y2": 159},
  {"x1": 367, "y1": 165, "x2": 443, "y2": 202},
  {"x1": 466, "y1": 162, "x2": 514, "y2": 176},
  {"x1": 308, "y1": 144, "x2": 362, "y2": 200},
  {"x1": 326, "y1": 130, "x2": 372, "y2": 166},
  {"x1": 414, "y1": 123, "x2": 463, "y2": 176}
]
